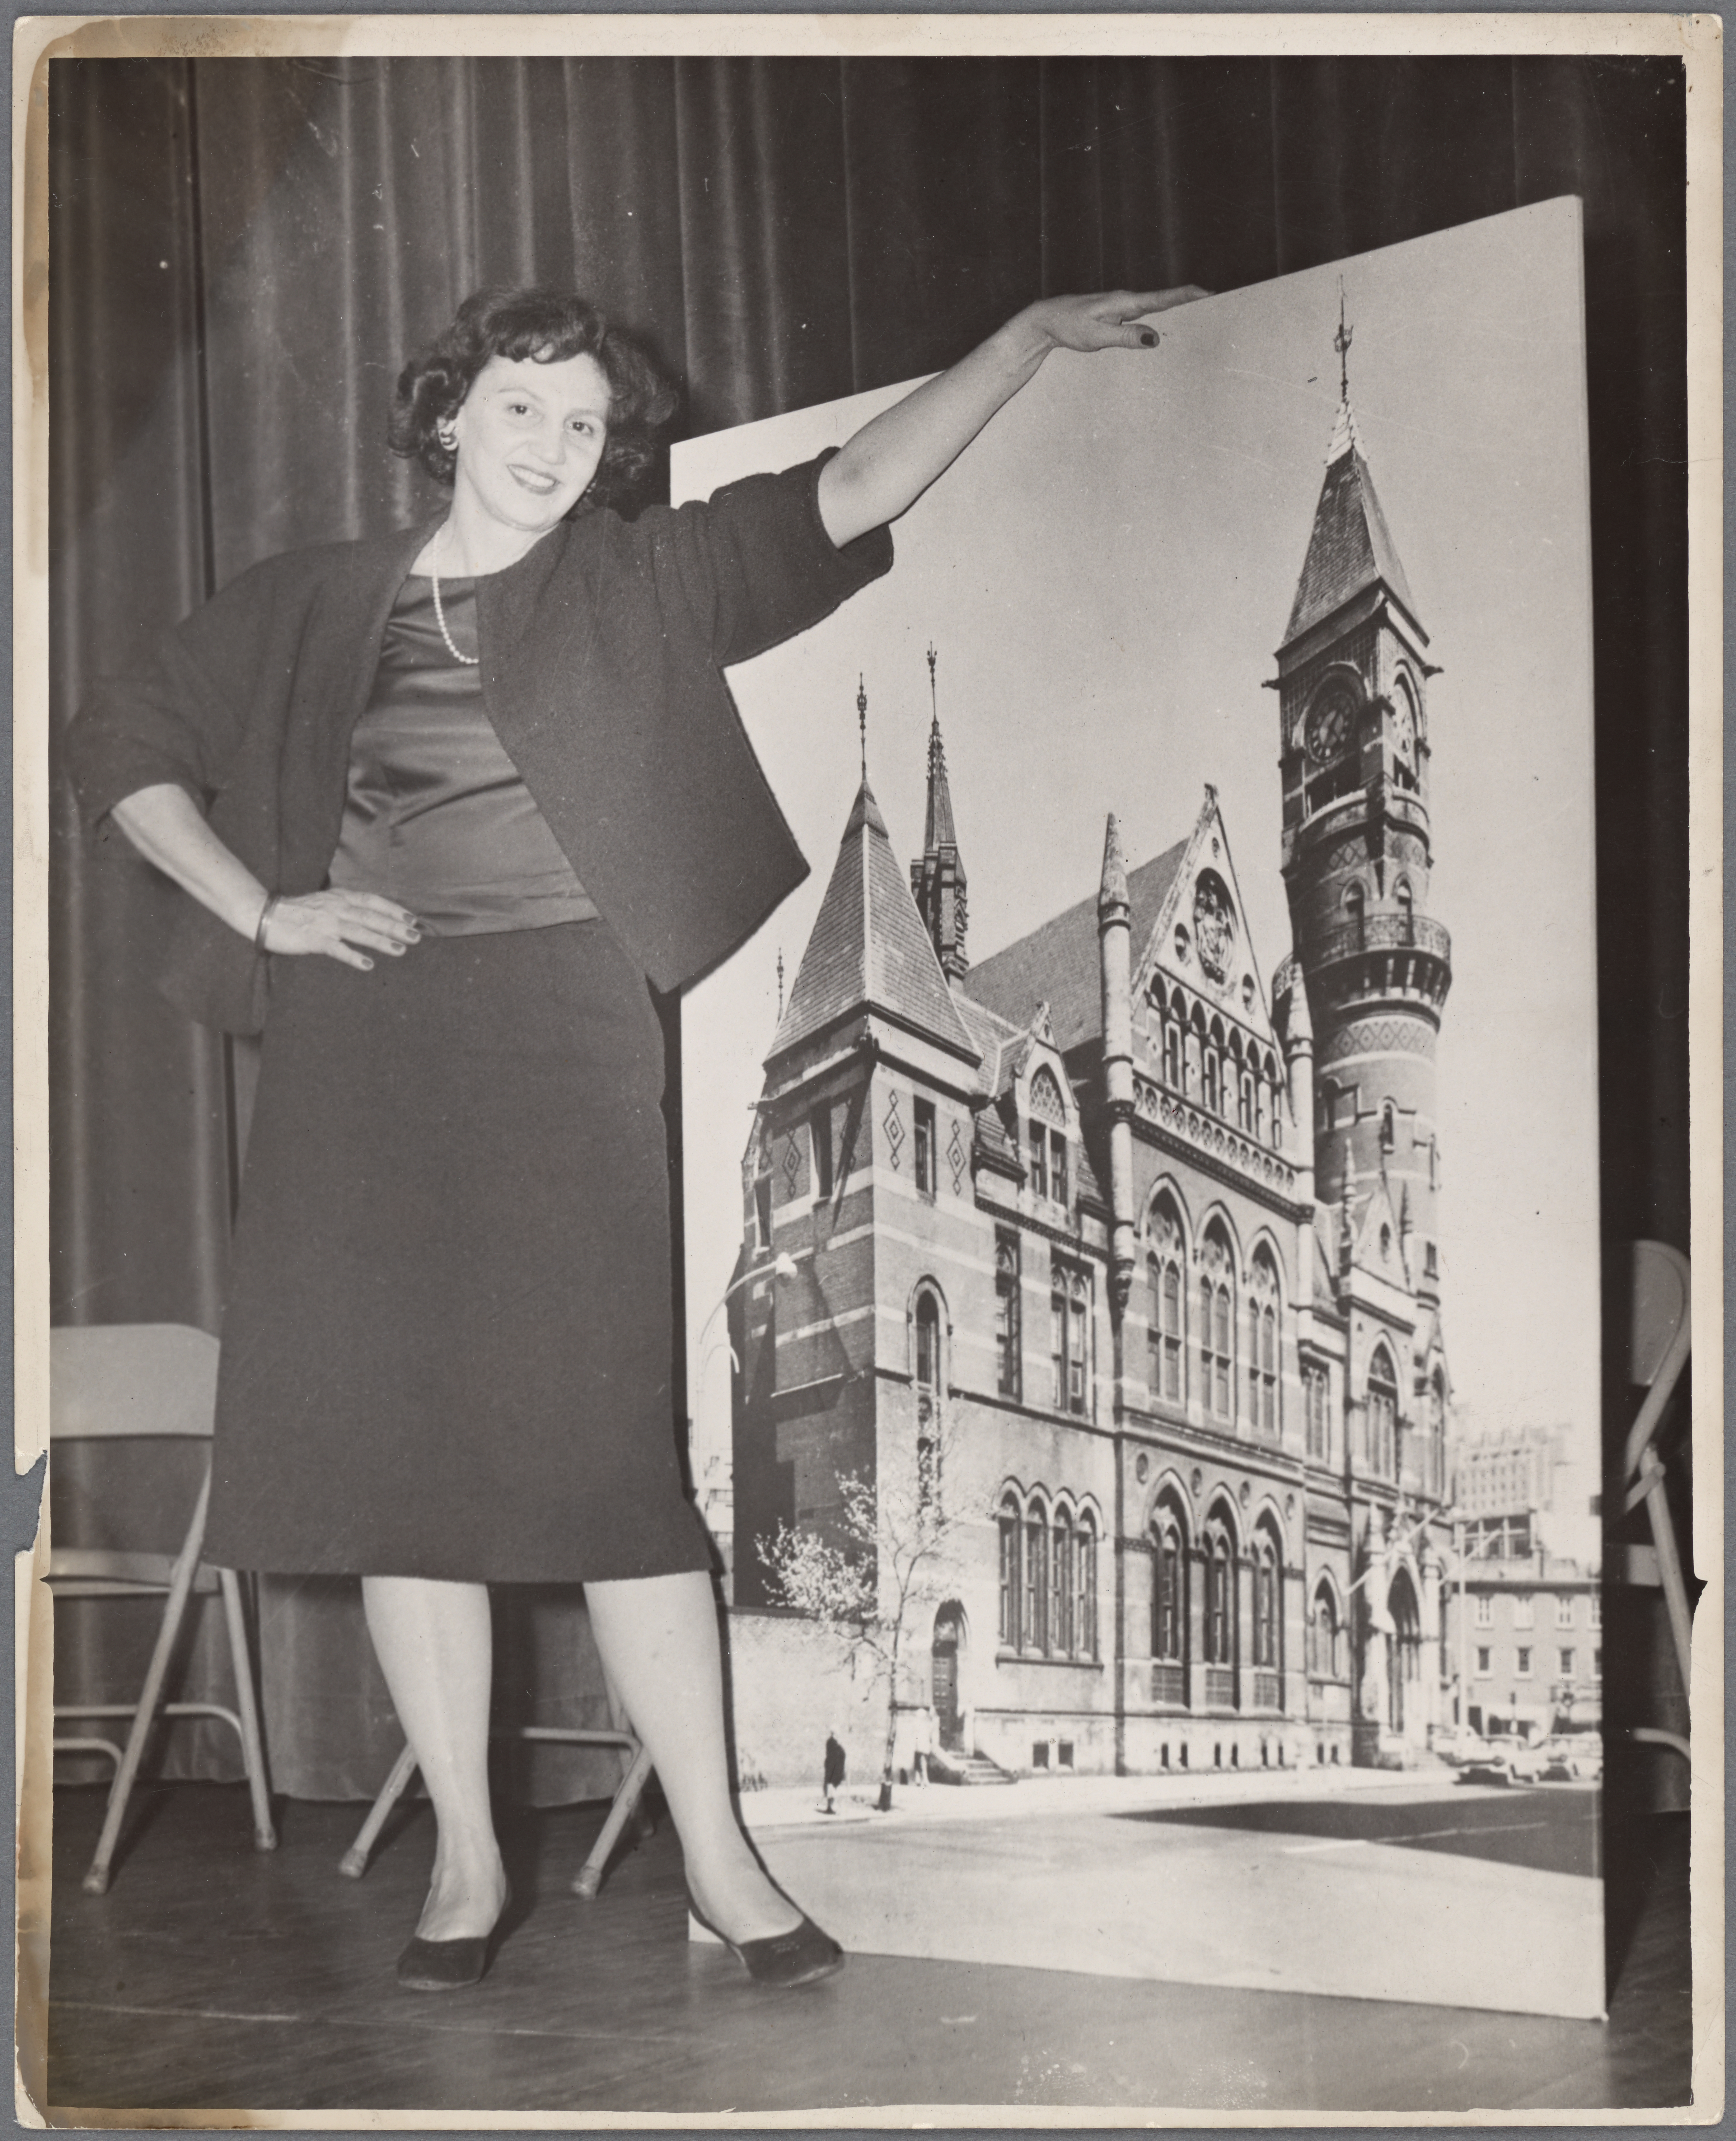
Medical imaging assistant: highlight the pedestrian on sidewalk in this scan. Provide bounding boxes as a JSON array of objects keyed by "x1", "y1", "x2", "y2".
[
  {"x1": 912, "y1": 1706, "x2": 933, "y2": 1787},
  {"x1": 822, "y1": 1730, "x2": 846, "y2": 1813}
]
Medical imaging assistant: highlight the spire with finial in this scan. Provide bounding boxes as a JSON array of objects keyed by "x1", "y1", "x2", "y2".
[
  {"x1": 776, "y1": 948, "x2": 785, "y2": 1023},
  {"x1": 1281, "y1": 297, "x2": 1420, "y2": 649},
  {"x1": 910, "y1": 645, "x2": 969, "y2": 981},
  {"x1": 1325, "y1": 282, "x2": 1362, "y2": 466},
  {"x1": 857, "y1": 673, "x2": 868, "y2": 783}
]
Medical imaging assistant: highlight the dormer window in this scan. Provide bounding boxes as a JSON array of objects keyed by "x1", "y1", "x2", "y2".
[
  {"x1": 1028, "y1": 1067, "x2": 1068, "y2": 1207},
  {"x1": 1028, "y1": 1121, "x2": 1068, "y2": 1206}
]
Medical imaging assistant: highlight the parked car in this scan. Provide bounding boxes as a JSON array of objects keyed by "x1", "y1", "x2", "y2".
[
  {"x1": 1452, "y1": 1740, "x2": 1517, "y2": 1786},
  {"x1": 1511, "y1": 1734, "x2": 1603, "y2": 1783}
]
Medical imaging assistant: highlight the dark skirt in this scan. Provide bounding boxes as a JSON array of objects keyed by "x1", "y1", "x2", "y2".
[{"x1": 204, "y1": 922, "x2": 713, "y2": 1585}]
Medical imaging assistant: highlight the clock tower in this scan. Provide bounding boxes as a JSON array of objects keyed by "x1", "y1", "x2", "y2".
[{"x1": 1272, "y1": 372, "x2": 1451, "y2": 1309}]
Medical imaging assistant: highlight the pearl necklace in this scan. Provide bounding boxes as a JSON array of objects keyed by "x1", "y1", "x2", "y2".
[{"x1": 429, "y1": 572, "x2": 481, "y2": 667}]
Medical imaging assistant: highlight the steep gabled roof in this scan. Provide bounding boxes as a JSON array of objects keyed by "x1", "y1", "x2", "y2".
[
  {"x1": 963, "y1": 840, "x2": 1188, "y2": 1052},
  {"x1": 769, "y1": 780, "x2": 978, "y2": 1065},
  {"x1": 953, "y1": 992, "x2": 1025, "y2": 1100},
  {"x1": 1281, "y1": 400, "x2": 1422, "y2": 651}
]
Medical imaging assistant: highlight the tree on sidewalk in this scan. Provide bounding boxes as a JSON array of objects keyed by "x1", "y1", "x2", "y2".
[{"x1": 757, "y1": 1425, "x2": 960, "y2": 1811}]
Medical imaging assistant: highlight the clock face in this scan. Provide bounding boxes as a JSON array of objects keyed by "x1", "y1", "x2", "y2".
[{"x1": 1305, "y1": 687, "x2": 1356, "y2": 764}]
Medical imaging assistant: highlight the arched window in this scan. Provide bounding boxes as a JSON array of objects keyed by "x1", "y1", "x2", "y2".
[
  {"x1": 1024, "y1": 1497, "x2": 1050, "y2": 1653},
  {"x1": 1344, "y1": 882, "x2": 1366, "y2": 936},
  {"x1": 1028, "y1": 1068, "x2": 1068, "y2": 1208},
  {"x1": 1203, "y1": 1046, "x2": 1221, "y2": 1116},
  {"x1": 914, "y1": 1290, "x2": 941, "y2": 1392},
  {"x1": 1427, "y1": 1370, "x2": 1447, "y2": 1497},
  {"x1": 1380, "y1": 1100, "x2": 1396, "y2": 1152},
  {"x1": 1076, "y1": 1511, "x2": 1099, "y2": 1660},
  {"x1": 1162, "y1": 1020, "x2": 1181, "y2": 1089},
  {"x1": 1367, "y1": 1345, "x2": 1398, "y2": 1477},
  {"x1": 1308, "y1": 1581, "x2": 1342, "y2": 1679},
  {"x1": 1151, "y1": 1502, "x2": 1187, "y2": 1666},
  {"x1": 1248, "y1": 1248, "x2": 1281, "y2": 1438},
  {"x1": 1237, "y1": 1066, "x2": 1255, "y2": 1132},
  {"x1": 1053, "y1": 1506, "x2": 1075, "y2": 1655},
  {"x1": 1203, "y1": 1521, "x2": 1236, "y2": 1675},
  {"x1": 914, "y1": 1289, "x2": 943, "y2": 1503},
  {"x1": 1199, "y1": 1225, "x2": 1235, "y2": 1421},
  {"x1": 998, "y1": 1494, "x2": 1022, "y2": 1647},
  {"x1": 1146, "y1": 1199, "x2": 1186, "y2": 1406},
  {"x1": 1252, "y1": 1527, "x2": 1282, "y2": 1691},
  {"x1": 1395, "y1": 878, "x2": 1414, "y2": 942},
  {"x1": 1302, "y1": 1358, "x2": 1330, "y2": 1462},
  {"x1": 1051, "y1": 1265, "x2": 1091, "y2": 1418}
]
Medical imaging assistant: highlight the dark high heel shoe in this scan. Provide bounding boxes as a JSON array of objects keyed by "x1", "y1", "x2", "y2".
[
  {"x1": 688, "y1": 1892, "x2": 844, "y2": 1988},
  {"x1": 396, "y1": 1881, "x2": 510, "y2": 1991},
  {"x1": 396, "y1": 1931, "x2": 491, "y2": 1991}
]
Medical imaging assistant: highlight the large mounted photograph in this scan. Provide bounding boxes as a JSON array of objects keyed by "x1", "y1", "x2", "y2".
[{"x1": 678, "y1": 197, "x2": 1605, "y2": 2022}]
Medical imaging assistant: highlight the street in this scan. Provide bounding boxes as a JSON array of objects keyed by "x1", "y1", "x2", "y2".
[{"x1": 745, "y1": 1776, "x2": 1605, "y2": 2019}]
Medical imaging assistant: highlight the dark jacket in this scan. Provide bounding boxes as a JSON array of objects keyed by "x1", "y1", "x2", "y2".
[{"x1": 67, "y1": 453, "x2": 892, "y2": 1031}]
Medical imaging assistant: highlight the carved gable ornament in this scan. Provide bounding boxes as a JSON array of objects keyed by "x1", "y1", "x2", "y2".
[{"x1": 1192, "y1": 869, "x2": 1237, "y2": 985}]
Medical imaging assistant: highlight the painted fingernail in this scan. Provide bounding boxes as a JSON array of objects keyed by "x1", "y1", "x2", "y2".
[{"x1": 1140, "y1": 330, "x2": 1159, "y2": 348}]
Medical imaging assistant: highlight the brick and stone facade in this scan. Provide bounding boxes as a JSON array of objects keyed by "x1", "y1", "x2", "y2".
[{"x1": 728, "y1": 387, "x2": 1458, "y2": 1781}]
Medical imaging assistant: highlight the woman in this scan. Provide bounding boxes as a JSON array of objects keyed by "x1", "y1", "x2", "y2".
[{"x1": 69, "y1": 282, "x2": 1164, "y2": 1992}]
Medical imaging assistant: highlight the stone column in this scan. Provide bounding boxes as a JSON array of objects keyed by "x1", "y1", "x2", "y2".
[{"x1": 1097, "y1": 815, "x2": 1136, "y2": 1317}]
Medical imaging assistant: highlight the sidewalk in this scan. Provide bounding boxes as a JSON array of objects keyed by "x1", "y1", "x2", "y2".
[{"x1": 738, "y1": 1757, "x2": 1443, "y2": 1837}]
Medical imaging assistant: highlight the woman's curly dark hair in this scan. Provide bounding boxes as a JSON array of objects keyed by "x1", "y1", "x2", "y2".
[{"x1": 388, "y1": 288, "x2": 679, "y2": 509}]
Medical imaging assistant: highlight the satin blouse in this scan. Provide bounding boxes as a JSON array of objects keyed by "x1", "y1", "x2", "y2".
[{"x1": 327, "y1": 577, "x2": 598, "y2": 935}]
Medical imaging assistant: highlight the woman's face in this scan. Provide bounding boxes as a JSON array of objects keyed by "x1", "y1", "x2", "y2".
[{"x1": 448, "y1": 350, "x2": 612, "y2": 537}]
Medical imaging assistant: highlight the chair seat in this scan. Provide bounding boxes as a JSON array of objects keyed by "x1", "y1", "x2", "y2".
[{"x1": 50, "y1": 1548, "x2": 223, "y2": 1595}]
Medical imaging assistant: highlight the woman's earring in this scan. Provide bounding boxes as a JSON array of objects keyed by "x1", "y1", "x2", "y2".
[{"x1": 437, "y1": 425, "x2": 457, "y2": 452}]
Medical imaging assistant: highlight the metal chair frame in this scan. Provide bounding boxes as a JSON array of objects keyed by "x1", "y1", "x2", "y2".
[
  {"x1": 340, "y1": 1717, "x2": 654, "y2": 1900},
  {"x1": 50, "y1": 1324, "x2": 277, "y2": 1893},
  {"x1": 1619, "y1": 1241, "x2": 1693, "y2": 1766}
]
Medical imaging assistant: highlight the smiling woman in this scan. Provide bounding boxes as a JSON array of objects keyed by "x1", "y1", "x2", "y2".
[{"x1": 67, "y1": 275, "x2": 1165, "y2": 1998}]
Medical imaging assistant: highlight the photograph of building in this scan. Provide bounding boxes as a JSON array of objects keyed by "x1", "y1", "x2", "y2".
[{"x1": 729, "y1": 381, "x2": 1460, "y2": 1777}]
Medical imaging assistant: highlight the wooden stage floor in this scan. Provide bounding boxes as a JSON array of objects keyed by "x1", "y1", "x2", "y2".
[{"x1": 39, "y1": 1781, "x2": 1693, "y2": 2119}]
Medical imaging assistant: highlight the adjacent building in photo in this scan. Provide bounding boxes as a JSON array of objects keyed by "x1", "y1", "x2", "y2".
[{"x1": 727, "y1": 387, "x2": 1464, "y2": 1778}]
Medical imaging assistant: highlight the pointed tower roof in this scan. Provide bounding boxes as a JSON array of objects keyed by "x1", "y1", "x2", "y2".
[
  {"x1": 1281, "y1": 397, "x2": 1423, "y2": 652},
  {"x1": 769, "y1": 780, "x2": 978, "y2": 1065},
  {"x1": 923, "y1": 710, "x2": 959, "y2": 850}
]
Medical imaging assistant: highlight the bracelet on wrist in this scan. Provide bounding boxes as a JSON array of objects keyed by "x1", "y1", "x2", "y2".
[{"x1": 253, "y1": 893, "x2": 281, "y2": 953}]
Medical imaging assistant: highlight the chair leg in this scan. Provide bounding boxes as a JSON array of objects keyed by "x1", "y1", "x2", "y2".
[
  {"x1": 218, "y1": 1567, "x2": 277, "y2": 1852},
  {"x1": 1640, "y1": 1449, "x2": 1695, "y2": 1732},
  {"x1": 572, "y1": 1743, "x2": 655, "y2": 1900},
  {"x1": 339, "y1": 1741, "x2": 421, "y2": 1879},
  {"x1": 82, "y1": 1470, "x2": 213, "y2": 1896}
]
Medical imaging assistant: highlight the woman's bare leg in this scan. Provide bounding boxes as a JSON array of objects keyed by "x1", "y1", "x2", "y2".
[
  {"x1": 585, "y1": 1570, "x2": 802, "y2": 1942},
  {"x1": 361, "y1": 1575, "x2": 507, "y2": 1941}
]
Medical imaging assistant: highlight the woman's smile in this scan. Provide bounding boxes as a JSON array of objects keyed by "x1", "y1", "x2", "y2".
[{"x1": 447, "y1": 350, "x2": 613, "y2": 546}]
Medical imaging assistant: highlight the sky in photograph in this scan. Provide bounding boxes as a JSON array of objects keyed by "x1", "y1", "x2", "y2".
[{"x1": 674, "y1": 199, "x2": 1600, "y2": 1563}]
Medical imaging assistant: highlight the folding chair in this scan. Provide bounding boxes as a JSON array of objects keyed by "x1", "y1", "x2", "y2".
[
  {"x1": 50, "y1": 1323, "x2": 277, "y2": 1893},
  {"x1": 339, "y1": 1695, "x2": 655, "y2": 1900},
  {"x1": 1619, "y1": 1241, "x2": 1693, "y2": 1765}
]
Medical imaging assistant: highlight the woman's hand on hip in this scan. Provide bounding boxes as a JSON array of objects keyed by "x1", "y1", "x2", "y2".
[{"x1": 260, "y1": 890, "x2": 422, "y2": 970}]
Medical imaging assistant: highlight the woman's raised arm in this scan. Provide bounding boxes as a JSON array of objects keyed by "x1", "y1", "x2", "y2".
[{"x1": 815, "y1": 291, "x2": 1170, "y2": 548}]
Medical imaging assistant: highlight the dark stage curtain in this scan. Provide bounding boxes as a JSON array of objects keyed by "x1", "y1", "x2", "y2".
[{"x1": 47, "y1": 56, "x2": 1688, "y2": 1795}]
